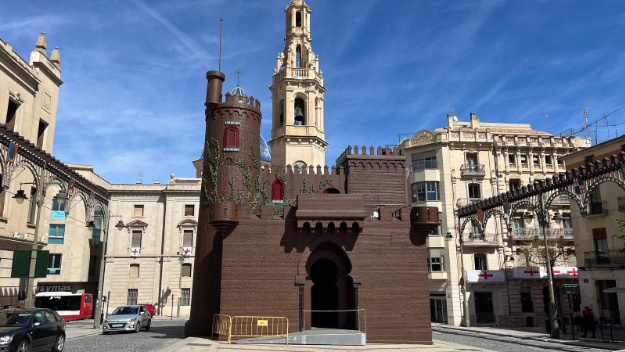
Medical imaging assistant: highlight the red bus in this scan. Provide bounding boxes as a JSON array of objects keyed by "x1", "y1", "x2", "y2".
[{"x1": 35, "y1": 291, "x2": 93, "y2": 321}]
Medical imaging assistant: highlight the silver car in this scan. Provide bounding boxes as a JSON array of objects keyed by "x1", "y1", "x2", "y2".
[{"x1": 102, "y1": 305, "x2": 151, "y2": 334}]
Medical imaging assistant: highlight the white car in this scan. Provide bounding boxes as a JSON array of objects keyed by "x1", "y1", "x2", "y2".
[{"x1": 102, "y1": 305, "x2": 151, "y2": 334}]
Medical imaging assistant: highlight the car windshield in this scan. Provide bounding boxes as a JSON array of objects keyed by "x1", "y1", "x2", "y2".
[
  {"x1": 112, "y1": 307, "x2": 138, "y2": 315},
  {"x1": 0, "y1": 312, "x2": 31, "y2": 327}
]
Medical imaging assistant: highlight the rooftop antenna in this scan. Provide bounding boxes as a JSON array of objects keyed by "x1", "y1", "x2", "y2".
[
  {"x1": 545, "y1": 113, "x2": 550, "y2": 134},
  {"x1": 219, "y1": 18, "x2": 224, "y2": 72},
  {"x1": 583, "y1": 107, "x2": 590, "y2": 141}
]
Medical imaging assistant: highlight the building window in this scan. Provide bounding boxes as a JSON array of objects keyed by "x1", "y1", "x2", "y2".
[
  {"x1": 474, "y1": 253, "x2": 487, "y2": 270},
  {"x1": 532, "y1": 154, "x2": 540, "y2": 166},
  {"x1": 509, "y1": 179, "x2": 521, "y2": 192},
  {"x1": 129, "y1": 264, "x2": 140, "y2": 278},
  {"x1": 184, "y1": 204, "x2": 194, "y2": 217},
  {"x1": 48, "y1": 254, "x2": 62, "y2": 275},
  {"x1": 468, "y1": 183, "x2": 481, "y2": 202},
  {"x1": 271, "y1": 179, "x2": 285, "y2": 201},
  {"x1": 411, "y1": 181, "x2": 440, "y2": 202},
  {"x1": 465, "y1": 153, "x2": 478, "y2": 171},
  {"x1": 295, "y1": 11, "x2": 302, "y2": 27},
  {"x1": 51, "y1": 198, "x2": 65, "y2": 212},
  {"x1": 520, "y1": 154, "x2": 528, "y2": 165},
  {"x1": 223, "y1": 125, "x2": 240, "y2": 151},
  {"x1": 427, "y1": 249, "x2": 445, "y2": 272},
  {"x1": 127, "y1": 289, "x2": 138, "y2": 305},
  {"x1": 131, "y1": 230, "x2": 142, "y2": 248},
  {"x1": 88, "y1": 255, "x2": 97, "y2": 276},
  {"x1": 5, "y1": 99, "x2": 18, "y2": 131},
  {"x1": 545, "y1": 155, "x2": 552, "y2": 165},
  {"x1": 133, "y1": 205, "x2": 144, "y2": 217},
  {"x1": 508, "y1": 154, "x2": 516, "y2": 165},
  {"x1": 411, "y1": 154, "x2": 437, "y2": 171},
  {"x1": 48, "y1": 224, "x2": 65, "y2": 244},
  {"x1": 293, "y1": 161, "x2": 306, "y2": 173},
  {"x1": 27, "y1": 187, "x2": 37, "y2": 224},
  {"x1": 521, "y1": 287, "x2": 534, "y2": 312},
  {"x1": 37, "y1": 119, "x2": 47, "y2": 149},
  {"x1": 0, "y1": 174, "x2": 5, "y2": 217},
  {"x1": 183, "y1": 230, "x2": 193, "y2": 247},
  {"x1": 180, "y1": 288, "x2": 191, "y2": 306},
  {"x1": 593, "y1": 228, "x2": 608, "y2": 264},
  {"x1": 181, "y1": 263, "x2": 192, "y2": 277}
]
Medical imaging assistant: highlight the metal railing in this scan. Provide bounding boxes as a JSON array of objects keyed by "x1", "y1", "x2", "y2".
[
  {"x1": 460, "y1": 164, "x2": 486, "y2": 176},
  {"x1": 510, "y1": 226, "x2": 574, "y2": 240},
  {"x1": 583, "y1": 250, "x2": 625, "y2": 267},
  {"x1": 411, "y1": 159, "x2": 438, "y2": 172},
  {"x1": 463, "y1": 233, "x2": 499, "y2": 245},
  {"x1": 212, "y1": 314, "x2": 289, "y2": 345}
]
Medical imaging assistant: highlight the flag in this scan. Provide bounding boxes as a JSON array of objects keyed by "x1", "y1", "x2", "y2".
[
  {"x1": 8, "y1": 143, "x2": 18, "y2": 165},
  {"x1": 182, "y1": 247, "x2": 192, "y2": 256},
  {"x1": 573, "y1": 177, "x2": 585, "y2": 194},
  {"x1": 130, "y1": 247, "x2": 140, "y2": 256}
]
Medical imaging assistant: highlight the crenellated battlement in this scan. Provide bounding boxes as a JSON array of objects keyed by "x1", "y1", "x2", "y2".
[
  {"x1": 336, "y1": 145, "x2": 403, "y2": 165},
  {"x1": 223, "y1": 92, "x2": 261, "y2": 111}
]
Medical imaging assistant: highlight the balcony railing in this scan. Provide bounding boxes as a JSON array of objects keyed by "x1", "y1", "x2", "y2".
[
  {"x1": 411, "y1": 159, "x2": 438, "y2": 172},
  {"x1": 510, "y1": 226, "x2": 574, "y2": 240},
  {"x1": 583, "y1": 250, "x2": 625, "y2": 267},
  {"x1": 463, "y1": 233, "x2": 499, "y2": 246},
  {"x1": 460, "y1": 164, "x2": 486, "y2": 177}
]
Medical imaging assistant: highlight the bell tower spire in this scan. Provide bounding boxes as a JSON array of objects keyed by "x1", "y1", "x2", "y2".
[{"x1": 269, "y1": 0, "x2": 327, "y2": 169}]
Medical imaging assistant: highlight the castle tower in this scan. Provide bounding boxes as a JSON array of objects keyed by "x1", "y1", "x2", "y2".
[
  {"x1": 186, "y1": 70, "x2": 262, "y2": 336},
  {"x1": 268, "y1": 0, "x2": 327, "y2": 169}
]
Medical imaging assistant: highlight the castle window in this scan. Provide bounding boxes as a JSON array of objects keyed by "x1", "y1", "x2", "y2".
[
  {"x1": 296, "y1": 11, "x2": 302, "y2": 27},
  {"x1": 279, "y1": 100, "x2": 285, "y2": 126},
  {"x1": 223, "y1": 125, "x2": 240, "y2": 151},
  {"x1": 294, "y1": 161, "x2": 307, "y2": 173},
  {"x1": 296, "y1": 46, "x2": 302, "y2": 68},
  {"x1": 271, "y1": 179, "x2": 285, "y2": 202},
  {"x1": 294, "y1": 98, "x2": 305, "y2": 125},
  {"x1": 37, "y1": 119, "x2": 47, "y2": 149}
]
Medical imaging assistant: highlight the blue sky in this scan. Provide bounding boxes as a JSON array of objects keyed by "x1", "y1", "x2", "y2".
[{"x1": 2, "y1": 0, "x2": 625, "y2": 184}]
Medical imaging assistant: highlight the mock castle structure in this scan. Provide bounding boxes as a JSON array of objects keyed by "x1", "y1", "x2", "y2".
[{"x1": 186, "y1": 0, "x2": 437, "y2": 344}]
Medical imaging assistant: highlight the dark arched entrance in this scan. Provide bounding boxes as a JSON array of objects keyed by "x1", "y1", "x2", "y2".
[
  {"x1": 306, "y1": 242, "x2": 355, "y2": 329},
  {"x1": 311, "y1": 258, "x2": 339, "y2": 327}
]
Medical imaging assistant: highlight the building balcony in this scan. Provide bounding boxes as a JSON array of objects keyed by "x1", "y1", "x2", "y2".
[
  {"x1": 583, "y1": 250, "x2": 625, "y2": 268},
  {"x1": 428, "y1": 271, "x2": 448, "y2": 280},
  {"x1": 460, "y1": 164, "x2": 486, "y2": 177},
  {"x1": 462, "y1": 233, "x2": 499, "y2": 247},
  {"x1": 510, "y1": 226, "x2": 573, "y2": 240}
]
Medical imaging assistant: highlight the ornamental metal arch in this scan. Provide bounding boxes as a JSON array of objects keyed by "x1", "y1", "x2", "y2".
[
  {"x1": 509, "y1": 200, "x2": 536, "y2": 215},
  {"x1": 544, "y1": 188, "x2": 583, "y2": 215},
  {"x1": 482, "y1": 208, "x2": 509, "y2": 233},
  {"x1": 459, "y1": 215, "x2": 482, "y2": 236},
  {"x1": 582, "y1": 176, "x2": 625, "y2": 211}
]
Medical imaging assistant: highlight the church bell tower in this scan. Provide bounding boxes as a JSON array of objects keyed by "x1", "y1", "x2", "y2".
[{"x1": 269, "y1": 0, "x2": 327, "y2": 169}]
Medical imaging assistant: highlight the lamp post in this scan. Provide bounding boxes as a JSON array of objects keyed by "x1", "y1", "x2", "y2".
[
  {"x1": 537, "y1": 195, "x2": 560, "y2": 338},
  {"x1": 93, "y1": 216, "x2": 126, "y2": 329},
  {"x1": 450, "y1": 231, "x2": 470, "y2": 327},
  {"x1": 13, "y1": 183, "x2": 67, "y2": 308}
]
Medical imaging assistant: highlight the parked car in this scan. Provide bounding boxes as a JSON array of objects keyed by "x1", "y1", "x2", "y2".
[
  {"x1": 102, "y1": 305, "x2": 151, "y2": 334},
  {"x1": 0, "y1": 307, "x2": 66, "y2": 352},
  {"x1": 139, "y1": 303, "x2": 155, "y2": 316}
]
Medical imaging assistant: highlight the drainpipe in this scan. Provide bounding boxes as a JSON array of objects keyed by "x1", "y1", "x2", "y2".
[{"x1": 157, "y1": 191, "x2": 168, "y2": 315}]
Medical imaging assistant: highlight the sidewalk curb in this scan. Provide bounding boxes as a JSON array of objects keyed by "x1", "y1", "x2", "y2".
[{"x1": 158, "y1": 337, "x2": 214, "y2": 352}]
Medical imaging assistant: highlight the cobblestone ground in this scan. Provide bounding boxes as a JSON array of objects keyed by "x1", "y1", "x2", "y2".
[
  {"x1": 64, "y1": 318, "x2": 187, "y2": 352},
  {"x1": 432, "y1": 326, "x2": 606, "y2": 352}
]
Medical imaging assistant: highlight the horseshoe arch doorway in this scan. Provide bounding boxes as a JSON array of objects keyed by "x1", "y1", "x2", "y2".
[{"x1": 306, "y1": 242, "x2": 356, "y2": 329}]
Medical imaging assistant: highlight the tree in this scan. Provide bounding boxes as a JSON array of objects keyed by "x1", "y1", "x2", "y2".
[{"x1": 517, "y1": 235, "x2": 575, "y2": 267}]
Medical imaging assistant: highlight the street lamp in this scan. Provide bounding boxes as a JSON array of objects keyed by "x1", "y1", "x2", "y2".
[
  {"x1": 450, "y1": 231, "x2": 470, "y2": 327},
  {"x1": 537, "y1": 196, "x2": 560, "y2": 339},
  {"x1": 13, "y1": 182, "x2": 71, "y2": 308},
  {"x1": 93, "y1": 216, "x2": 126, "y2": 329}
]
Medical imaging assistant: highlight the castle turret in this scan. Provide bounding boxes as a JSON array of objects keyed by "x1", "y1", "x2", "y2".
[{"x1": 186, "y1": 70, "x2": 262, "y2": 336}]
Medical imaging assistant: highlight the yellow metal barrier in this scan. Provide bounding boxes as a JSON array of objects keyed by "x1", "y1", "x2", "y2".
[
  {"x1": 212, "y1": 314, "x2": 232, "y2": 344},
  {"x1": 212, "y1": 315, "x2": 289, "y2": 345}
]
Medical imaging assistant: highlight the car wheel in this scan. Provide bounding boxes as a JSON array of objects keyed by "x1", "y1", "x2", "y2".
[
  {"x1": 53, "y1": 334, "x2": 65, "y2": 352},
  {"x1": 17, "y1": 339, "x2": 30, "y2": 352},
  {"x1": 135, "y1": 323, "x2": 140, "y2": 333},
  {"x1": 102, "y1": 331, "x2": 109, "y2": 335},
  {"x1": 145, "y1": 319, "x2": 151, "y2": 331}
]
